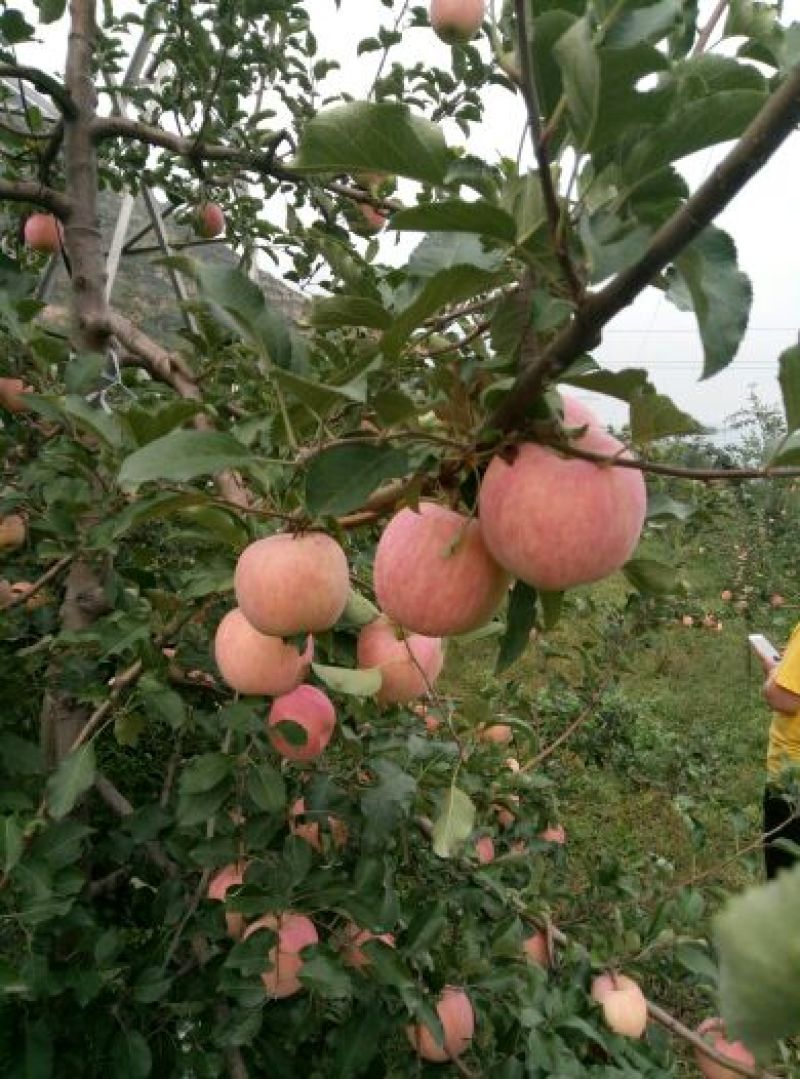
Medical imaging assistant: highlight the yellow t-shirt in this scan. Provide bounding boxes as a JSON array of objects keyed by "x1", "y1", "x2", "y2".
[{"x1": 767, "y1": 622, "x2": 800, "y2": 778}]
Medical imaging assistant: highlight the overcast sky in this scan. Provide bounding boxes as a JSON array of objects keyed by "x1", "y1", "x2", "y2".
[{"x1": 11, "y1": 0, "x2": 800, "y2": 432}]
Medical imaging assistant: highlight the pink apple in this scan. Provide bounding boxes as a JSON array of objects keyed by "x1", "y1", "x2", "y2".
[
  {"x1": 24, "y1": 213, "x2": 63, "y2": 253},
  {"x1": 214, "y1": 608, "x2": 312, "y2": 696},
  {"x1": 478, "y1": 395, "x2": 647, "y2": 592},
  {"x1": 474, "y1": 835, "x2": 495, "y2": 864},
  {"x1": 339, "y1": 922, "x2": 395, "y2": 970},
  {"x1": 522, "y1": 930, "x2": 551, "y2": 968},
  {"x1": 591, "y1": 973, "x2": 648, "y2": 1038},
  {"x1": 407, "y1": 985, "x2": 475, "y2": 1062},
  {"x1": 243, "y1": 912, "x2": 318, "y2": 998},
  {"x1": 357, "y1": 615, "x2": 444, "y2": 704},
  {"x1": 430, "y1": 0, "x2": 485, "y2": 44},
  {"x1": 267, "y1": 684, "x2": 336, "y2": 761},
  {"x1": 196, "y1": 201, "x2": 226, "y2": 239},
  {"x1": 374, "y1": 502, "x2": 510, "y2": 636},
  {"x1": 480, "y1": 724, "x2": 513, "y2": 745},
  {"x1": 208, "y1": 862, "x2": 248, "y2": 939},
  {"x1": 0, "y1": 377, "x2": 32, "y2": 413},
  {"x1": 539, "y1": 824, "x2": 566, "y2": 845},
  {"x1": 234, "y1": 532, "x2": 350, "y2": 636}
]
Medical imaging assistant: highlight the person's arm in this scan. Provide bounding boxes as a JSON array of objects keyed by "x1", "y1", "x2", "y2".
[
  {"x1": 763, "y1": 630, "x2": 800, "y2": 715},
  {"x1": 763, "y1": 667, "x2": 800, "y2": 715}
]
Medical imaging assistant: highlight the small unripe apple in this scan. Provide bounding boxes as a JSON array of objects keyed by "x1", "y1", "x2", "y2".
[
  {"x1": 234, "y1": 532, "x2": 350, "y2": 636},
  {"x1": 522, "y1": 930, "x2": 551, "y2": 968},
  {"x1": 208, "y1": 862, "x2": 248, "y2": 939},
  {"x1": 195, "y1": 201, "x2": 226, "y2": 239},
  {"x1": 214, "y1": 608, "x2": 312, "y2": 696},
  {"x1": 339, "y1": 922, "x2": 395, "y2": 970},
  {"x1": 478, "y1": 395, "x2": 646, "y2": 592},
  {"x1": 480, "y1": 723, "x2": 513, "y2": 745},
  {"x1": 407, "y1": 985, "x2": 475, "y2": 1062},
  {"x1": 267, "y1": 684, "x2": 336, "y2": 761},
  {"x1": 289, "y1": 797, "x2": 348, "y2": 852},
  {"x1": 591, "y1": 973, "x2": 648, "y2": 1039},
  {"x1": 374, "y1": 502, "x2": 510, "y2": 636},
  {"x1": 539, "y1": 824, "x2": 566, "y2": 845},
  {"x1": 430, "y1": 0, "x2": 485, "y2": 44},
  {"x1": 694, "y1": 1017, "x2": 756, "y2": 1079},
  {"x1": 474, "y1": 835, "x2": 495, "y2": 864},
  {"x1": 244, "y1": 912, "x2": 318, "y2": 998},
  {"x1": 0, "y1": 378, "x2": 31, "y2": 413},
  {"x1": 357, "y1": 615, "x2": 444, "y2": 704},
  {"x1": 0, "y1": 515, "x2": 26, "y2": 551},
  {"x1": 24, "y1": 213, "x2": 63, "y2": 253}
]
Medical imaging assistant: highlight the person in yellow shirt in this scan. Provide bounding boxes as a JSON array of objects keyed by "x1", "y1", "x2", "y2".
[{"x1": 761, "y1": 623, "x2": 800, "y2": 878}]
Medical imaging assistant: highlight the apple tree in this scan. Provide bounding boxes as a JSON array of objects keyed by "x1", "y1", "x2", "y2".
[{"x1": 1, "y1": 0, "x2": 800, "y2": 1074}]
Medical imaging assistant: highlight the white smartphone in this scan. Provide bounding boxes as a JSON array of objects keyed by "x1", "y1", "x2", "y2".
[{"x1": 748, "y1": 633, "x2": 781, "y2": 665}]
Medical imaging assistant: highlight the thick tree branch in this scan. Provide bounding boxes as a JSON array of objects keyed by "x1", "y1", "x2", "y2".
[
  {"x1": 488, "y1": 64, "x2": 800, "y2": 433},
  {"x1": 0, "y1": 63, "x2": 78, "y2": 118},
  {"x1": 0, "y1": 178, "x2": 71, "y2": 217}
]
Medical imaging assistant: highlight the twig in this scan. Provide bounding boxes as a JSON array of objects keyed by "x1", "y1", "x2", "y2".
[
  {"x1": 488, "y1": 64, "x2": 800, "y2": 433},
  {"x1": 521, "y1": 677, "x2": 612, "y2": 772},
  {"x1": 692, "y1": 0, "x2": 731, "y2": 55},
  {"x1": 0, "y1": 555, "x2": 72, "y2": 610},
  {"x1": 0, "y1": 178, "x2": 71, "y2": 217},
  {"x1": 0, "y1": 63, "x2": 78, "y2": 117},
  {"x1": 94, "y1": 775, "x2": 177, "y2": 877},
  {"x1": 647, "y1": 1001, "x2": 776, "y2": 1078}
]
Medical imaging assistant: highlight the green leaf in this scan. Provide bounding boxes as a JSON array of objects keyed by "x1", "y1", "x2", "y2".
[
  {"x1": 46, "y1": 744, "x2": 95, "y2": 820},
  {"x1": 604, "y1": 0, "x2": 682, "y2": 46},
  {"x1": 138, "y1": 676, "x2": 188, "y2": 730},
  {"x1": 299, "y1": 955, "x2": 353, "y2": 999},
  {"x1": 111, "y1": 1029, "x2": 152, "y2": 1079},
  {"x1": 312, "y1": 663, "x2": 382, "y2": 698},
  {"x1": 715, "y1": 864, "x2": 800, "y2": 1057},
  {"x1": 62, "y1": 395, "x2": 126, "y2": 448},
  {"x1": 407, "y1": 231, "x2": 506, "y2": 276},
  {"x1": 305, "y1": 443, "x2": 410, "y2": 517},
  {"x1": 0, "y1": 817, "x2": 23, "y2": 875},
  {"x1": 382, "y1": 266, "x2": 502, "y2": 358},
  {"x1": 431, "y1": 785, "x2": 475, "y2": 859},
  {"x1": 563, "y1": 367, "x2": 651, "y2": 402},
  {"x1": 35, "y1": 0, "x2": 66, "y2": 22},
  {"x1": 646, "y1": 493, "x2": 695, "y2": 521},
  {"x1": 360, "y1": 762, "x2": 416, "y2": 845},
  {"x1": 293, "y1": 102, "x2": 448, "y2": 184},
  {"x1": 766, "y1": 429, "x2": 800, "y2": 467},
  {"x1": 623, "y1": 558, "x2": 680, "y2": 594},
  {"x1": 553, "y1": 17, "x2": 600, "y2": 146},
  {"x1": 390, "y1": 201, "x2": 516, "y2": 244},
  {"x1": 180, "y1": 753, "x2": 233, "y2": 794},
  {"x1": 247, "y1": 762, "x2": 286, "y2": 814},
  {"x1": 339, "y1": 589, "x2": 380, "y2": 627},
  {"x1": 496, "y1": 582, "x2": 538, "y2": 674},
  {"x1": 499, "y1": 175, "x2": 547, "y2": 245},
  {"x1": 630, "y1": 393, "x2": 704, "y2": 442},
  {"x1": 667, "y1": 227, "x2": 752, "y2": 380},
  {"x1": 310, "y1": 296, "x2": 391, "y2": 331},
  {"x1": 271, "y1": 367, "x2": 367, "y2": 414},
  {"x1": 778, "y1": 344, "x2": 800, "y2": 434},
  {"x1": 118, "y1": 430, "x2": 252, "y2": 490},
  {"x1": 125, "y1": 400, "x2": 204, "y2": 447}
]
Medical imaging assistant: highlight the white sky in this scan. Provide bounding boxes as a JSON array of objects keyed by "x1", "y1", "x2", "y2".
[{"x1": 11, "y1": 0, "x2": 800, "y2": 431}]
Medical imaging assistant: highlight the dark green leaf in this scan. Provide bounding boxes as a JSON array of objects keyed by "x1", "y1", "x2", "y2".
[
  {"x1": 118, "y1": 430, "x2": 252, "y2": 490},
  {"x1": 499, "y1": 175, "x2": 547, "y2": 245},
  {"x1": 0, "y1": 817, "x2": 23, "y2": 875},
  {"x1": 305, "y1": 443, "x2": 409, "y2": 516},
  {"x1": 431, "y1": 785, "x2": 475, "y2": 858},
  {"x1": 562, "y1": 367, "x2": 651, "y2": 402},
  {"x1": 46, "y1": 744, "x2": 95, "y2": 820},
  {"x1": 406, "y1": 231, "x2": 506, "y2": 276},
  {"x1": 553, "y1": 17, "x2": 600, "y2": 146},
  {"x1": 715, "y1": 864, "x2": 800, "y2": 1057},
  {"x1": 778, "y1": 344, "x2": 800, "y2": 434},
  {"x1": 390, "y1": 201, "x2": 516, "y2": 243},
  {"x1": 125, "y1": 400, "x2": 204, "y2": 447},
  {"x1": 111, "y1": 1029, "x2": 152, "y2": 1079},
  {"x1": 630, "y1": 392, "x2": 705, "y2": 442},
  {"x1": 604, "y1": 0, "x2": 682, "y2": 46},
  {"x1": 361, "y1": 762, "x2": 416, "y2": 845},
  {"x1": 180, "y1": 753, "x2": 233, "y2": 794},
  {"x1": 247, "y1": 762, "x2": 287, "y2": 814},
  {"x1": 667, "y1": 227, "x2": 752, "y2": 379},
  {"x1": 293, "y1": 102, "x2": 448, "y2": 184},
  {"x1": 35, "y1": 0, "x2": 66, "y2": 22},
  {"x1": 496, "y1": 581, "x2": 538, "y2": 673},
  {"x1": 62, "y1": 395, "x2": 126, "y2": 448},
  {"x1": 299, "y1": 954, "x2": 353, "y2": 999},
  {"x1": 271, "y1": 367, "x2": 367, "y2": 413}
]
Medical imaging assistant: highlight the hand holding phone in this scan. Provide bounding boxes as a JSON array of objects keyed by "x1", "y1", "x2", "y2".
[{"x1": 748, "y1": 633, "x2": 781, "y2": 665}]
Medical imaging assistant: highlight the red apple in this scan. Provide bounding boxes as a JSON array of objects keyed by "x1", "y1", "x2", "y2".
[
  {"x1": 478, "y1": 395, "x2": 646, "y2": 592},
  {"x1": 770, "y1": 593, "x2": 785, "y2": 608},
  {"x1": 339, "y1": 922, "x2": 395, "y2": 970},
  {"x1": 243, "y1": 912, "x2": 318, "y2": 998},
  {"x1": 480, "y1": 724, "x2": 513, "y2": 745},
  {"x1": 539, "y1": 824, "x2": 566, "y2": 845},
  {"x1": 0, "y1": 515, "x2": 26, "y2": 551},
  {"x1": 208, "y1": 862, "x2": 248, "y2": 939},
  {"x1": 24, "y1": 213, "x2": 63, "y2": 253},
  {"x1": 407, "y1": 985, "x2": 475, "y2": 1062},
  {"x1": 267, "y1": 684, "x2": 336, "y2": 761},
  {"x1": 0, "y1": 377, "x2": 32, "y2": 413},
  {"x1": 234, "y1": 532, "x2": 350, "y2": 636},
  {"x1": 213, "y1": 608, "x2": 312, "y2": 696},
  {"x1": 694, "y1": 1017, "x2": 756, "y2": 1079},
  {"x1": 720, "y1": 589, "x2": 733, "y2": 602},
  {"x1": 591, "y1": 973, "x2": 648, "y2": 1038},
  {"x1": 374, "y1": 502, "x2": 510, "y2": 636},
  {"x1": 196, "y1": 201, "x2": 225, "y2": 239},
  {"x1": 522, "y1": 930, "x2": 551, "y2": 968},
  {"x1": 474, "y1": 835, "x2": 495, "y2": 864},
  {"x1": 357, "y1": 615, "x2": 444, "y2": 704},
  {"x1": 430, "y1": 0, "x2": 485, "y2": 44}
]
